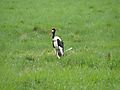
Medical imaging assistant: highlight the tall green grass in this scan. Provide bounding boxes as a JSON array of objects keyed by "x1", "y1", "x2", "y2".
[{"x1": 0, "y1": 0, "x2": 120, "y2": 90}]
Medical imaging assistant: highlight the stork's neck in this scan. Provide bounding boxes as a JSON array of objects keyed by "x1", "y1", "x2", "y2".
[{"x1": 52, "y1": 32, "x2": 55, "y2": 39}]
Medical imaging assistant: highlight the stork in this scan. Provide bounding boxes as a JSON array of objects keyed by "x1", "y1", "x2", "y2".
[{"x1": 51, "y1": 28, "x2": 64, "y2": 59}]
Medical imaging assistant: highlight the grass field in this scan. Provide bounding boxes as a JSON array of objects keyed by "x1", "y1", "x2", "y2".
[{"x1": 0, "y1": 0, "x2": 120, "y2": 90}]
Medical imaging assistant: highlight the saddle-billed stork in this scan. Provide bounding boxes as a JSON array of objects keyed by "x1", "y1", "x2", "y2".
[{"x1": 51, "y1": 28, "x2": 64, "y2": 59}]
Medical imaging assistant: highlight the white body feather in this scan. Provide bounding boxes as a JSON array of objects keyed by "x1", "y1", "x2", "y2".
[
  {"x1": 52, "y1": 36, "x2": 62, "y2": 49},
  {"x1": 52, "y1": 36, "x2": 64, "y2": 59}
]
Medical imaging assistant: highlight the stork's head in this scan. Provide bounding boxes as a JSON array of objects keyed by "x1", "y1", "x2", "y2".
[
  {"x1": 51, "y1": 28, "x2": 56, "y2": 38},
  {"x1": 52, "y1": 28, "x2": 56, "y2": 34}
]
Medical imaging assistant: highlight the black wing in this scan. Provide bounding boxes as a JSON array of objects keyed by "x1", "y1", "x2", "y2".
[{"x1": 57, "y1": 39, "x2": 64, "y2": 51}]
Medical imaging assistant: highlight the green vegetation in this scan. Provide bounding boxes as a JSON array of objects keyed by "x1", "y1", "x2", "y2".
[{"x1": 0, "y1": 0, "x2": 120, "y2": 89}]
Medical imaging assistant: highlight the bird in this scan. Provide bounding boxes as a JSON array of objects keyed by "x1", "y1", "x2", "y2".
[{"x1": 51, "y1": 28, "x2": 64, "y2": 59}]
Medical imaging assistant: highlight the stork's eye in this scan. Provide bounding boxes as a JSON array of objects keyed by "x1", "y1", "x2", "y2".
[{"x1": 52, "y1": 30, "x2": 54, "y2": 32}]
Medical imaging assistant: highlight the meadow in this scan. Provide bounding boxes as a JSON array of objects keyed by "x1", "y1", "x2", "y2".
[{"x1": 0, "y1": 0, "x2": 120, "y2": 90}]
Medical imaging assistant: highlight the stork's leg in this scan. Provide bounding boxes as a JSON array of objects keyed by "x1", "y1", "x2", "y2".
[
  {"x1": 57, "y1": 53, "x2": 60, "y2": 59},
  {"x1": 54, "y1": 49, "x2": 60, "y2": 59},
  {"x1": 56, "y1": 49, "x2": 60, "y2": 59}
]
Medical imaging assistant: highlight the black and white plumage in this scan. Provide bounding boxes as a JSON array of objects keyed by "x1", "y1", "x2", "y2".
[{"x1": 51, "y1": 28, "x2": 64, "y2": 59}]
